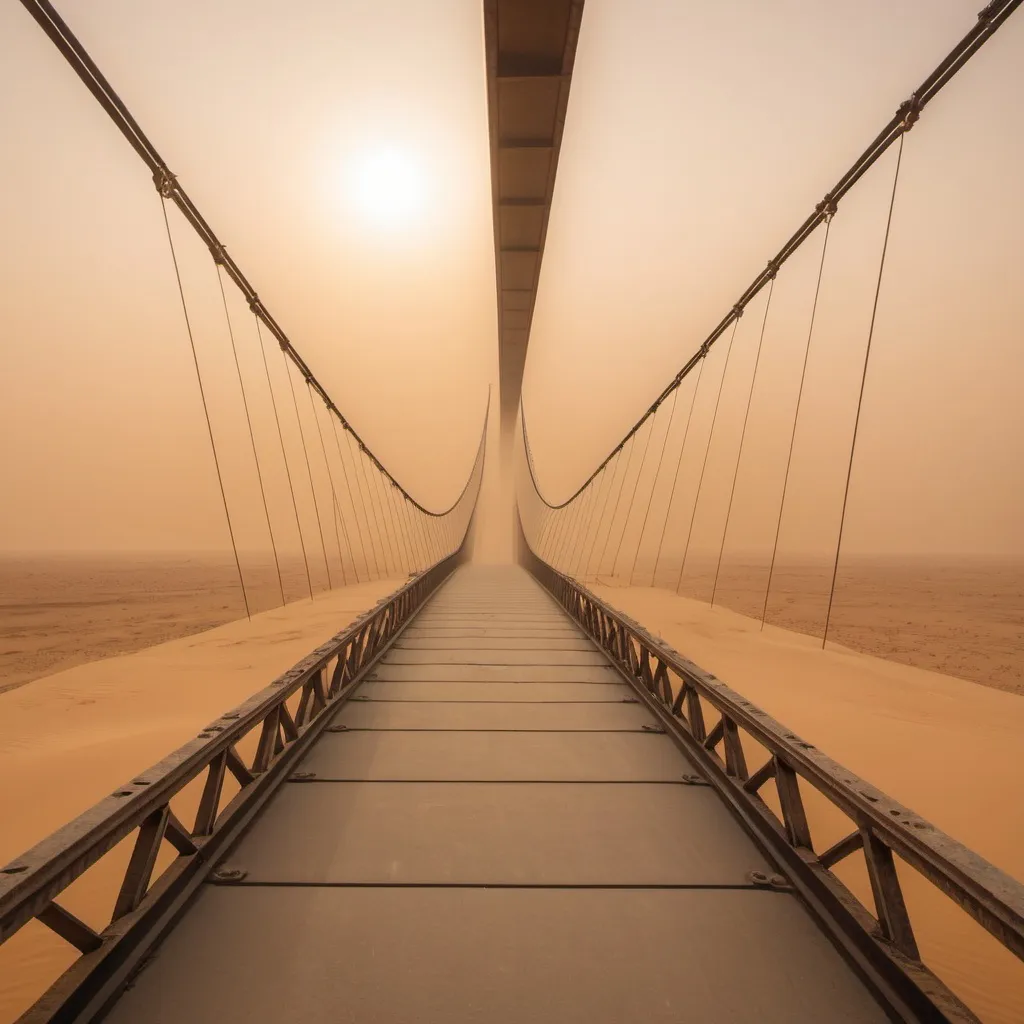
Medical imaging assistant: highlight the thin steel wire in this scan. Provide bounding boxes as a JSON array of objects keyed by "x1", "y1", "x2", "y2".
[
  {"x1": 651, "y1": 359, "x2": 706, "y2": 586},
  {"x1": 629, "y1": 387, "x2": 680, "y2": 585},
  {"x1": 329, "y1": 416, "x2": 375, "y2": 580},
  {"x1": 611, "y1": 413, "x2": 657, "y2": 578},
  {"x1": 573, "y1": 479, "x2": 602, "y2": 577},
  {"x1": 577, "y1": 464, "x2": 606, "y2": 577},
  {"x1": 823, "y1": 135, "x2": 905, "y2": 647},
  {"x1": 589, "y1": 446, "x2": 626, "y2": 581},
  {"x1": 760, "y1": 222, "x2": 834, "y2": 627},
  {"x1": 305, "y1": 382, "x2": 350, "y2": 585},
  {"x1": 711, "y1": 275, "x2": 778, "y2": 608},
  {"x1": 253, "y1": 314, "x2": 312, "y2": 601},
  {"x1": 215, "y1": 265, "x2": 284, "y2": 607},
  {"x1": 586, "y1": 449, "x2": 625, "y2": 579},
  {"x1": 373, "y1": 463, "x2": 401, "y2": 572},
  {"x1": 160, "y1": 198, "x2": 250, "y2": 620},
  {"x1": 282, "y1": 353, "x2": 332, "y2": 589},
  {"x1": 676, "y1": 321, "x2": 741, "y2": 594},
  {"x1": 597, "y1": 434, "x2": 637, "y2": 578},
  {"x1": 352, "y1": 435, "x2": 391, "y2": 576}
]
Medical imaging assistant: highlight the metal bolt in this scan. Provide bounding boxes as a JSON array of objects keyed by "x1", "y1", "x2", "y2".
[
  {"x1": 680, "y1": 774, "x2": 709, "y2": 787},
  {"x1": 211, "y1": 867, "x2": 247, "y2": 883}
]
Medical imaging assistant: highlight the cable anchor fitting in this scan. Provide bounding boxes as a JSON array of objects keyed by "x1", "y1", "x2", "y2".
[
  {"x1": 977, "y1": 0, "x2": 999, "y2": 24},
  {"x1": 153, "y1": 167, "x2": 178, "y2": 198},
  {"x1": 816, "y1": 196, "x2": 838, "y2": 223},
  {"x1": 897, "y1": 93, "x2": 921, "y2": 133}
]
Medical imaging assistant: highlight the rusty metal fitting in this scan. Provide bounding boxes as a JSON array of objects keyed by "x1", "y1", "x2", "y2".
[
  {"x1": 897, "y1": 93, "x2": 921, "y2": 132},
  {"x1": 816, "y1": 196, "x2": 838, "y2": 222},
  {"x1": 152, "y1": 167, "x2": 177, "y2": 198}
]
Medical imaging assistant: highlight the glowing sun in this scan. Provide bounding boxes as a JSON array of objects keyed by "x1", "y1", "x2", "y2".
[{"x1": 350, "y1": 147, "x2": 427, "y2": 229}]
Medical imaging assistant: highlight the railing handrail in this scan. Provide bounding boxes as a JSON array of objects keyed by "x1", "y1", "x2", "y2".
[
  {"x1": 519, "y1": 519, "x2": 1023, "y2": 1021},
  {"x1": 522, "y1": 0, "x2": 1021, "y2": 509}
]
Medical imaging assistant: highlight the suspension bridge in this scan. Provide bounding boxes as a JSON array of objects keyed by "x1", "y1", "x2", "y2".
[{"x1": 1, "y1": 1, "x2": 1022, "y2": 1022}]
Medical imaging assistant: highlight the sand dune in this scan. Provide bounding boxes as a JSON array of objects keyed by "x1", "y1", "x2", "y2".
[
  {"x1": 591, "y1": 581, "x2": 1024, "y2": 1024},
  {"x1": 0, "y1": 576, "x2": 402, "y2": 1023}
]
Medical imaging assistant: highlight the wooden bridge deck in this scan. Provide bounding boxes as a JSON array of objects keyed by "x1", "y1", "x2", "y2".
[{"x1": 105, "y1": 565, "x2": 887, "y2": 1023}]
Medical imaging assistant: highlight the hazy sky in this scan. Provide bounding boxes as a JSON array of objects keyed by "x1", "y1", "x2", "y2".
[{"x1": 1, "y1": 0, "x2": 1021, "y2": 559}]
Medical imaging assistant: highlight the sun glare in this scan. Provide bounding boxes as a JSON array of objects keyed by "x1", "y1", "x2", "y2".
[{"x1": 350, "y1": 147, "x2": 427, "y2": 229}]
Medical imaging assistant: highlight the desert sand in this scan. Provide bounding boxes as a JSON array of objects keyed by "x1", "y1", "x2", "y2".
[
  {"x1": 591, "y1": 581, "x2": 1024, "y2": 1024},
  {"x1": 0, "y1": 575, "x2": 402, "y2": 1024}
]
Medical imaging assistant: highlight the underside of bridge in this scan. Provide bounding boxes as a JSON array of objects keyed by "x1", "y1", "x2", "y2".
[{"x1": 484, "y1": 0, "x2": 584, "y2": 432}]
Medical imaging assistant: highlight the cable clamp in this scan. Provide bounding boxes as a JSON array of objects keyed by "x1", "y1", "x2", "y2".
[
  {"x1": 153, "y1": 167, "x2": 178, "y2": 198},
  {"x1": 977, "y1": 0, "x2": 999, "y2": 24},
  {"x1": 732, "y1": 303, "x2": 744, "y2": 319},
  {"x1": 815, "y1": 195, "x2": 838, "y2": 222},
  {"x1": 765, "y1": 258, "x2": 779, "y2": 280},
  {"x1": 699, "y1": 341, "x2": 711, "y2": 357},
  {"x1": 209, "y1": 243, "x2": 227, "y2": 266},
  {"x1": 248, "y1": 295, "x2": 261, "y2": 314},
  {"x1": 897, "y1": 93, "x2": 920, "y2": 133}
]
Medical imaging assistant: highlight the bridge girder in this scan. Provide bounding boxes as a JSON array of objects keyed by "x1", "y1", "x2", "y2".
[{"x1": 483, "y1": 0, "x2": 585, "y2": 432}]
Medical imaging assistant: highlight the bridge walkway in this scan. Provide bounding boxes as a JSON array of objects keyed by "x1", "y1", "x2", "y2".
[{"x1": 105, "y1": 565, "x2": 887, "y2": 1023}]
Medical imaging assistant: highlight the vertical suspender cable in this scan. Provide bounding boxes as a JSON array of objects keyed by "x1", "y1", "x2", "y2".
[
  {"x1": 823, "y1": 134, "x2": 906, "y2": 647},
  {"x1": 572, "y1": 469, "x2": 603, "y2": 575},
  {"x1": 711, "y1": 274, "x2": 778, "y2": 608},
  {"x1": 352, "y1": 435, "x2": 390, "y2": 576},
  {"x1": 629, "y1": 386, "x2": 680, "y2": 584},
  {"x1": 651, "y1": 358, "x2": 707, "y2": 587},
  {"x1": 282, "y1": 355, "x2": 332, "y2": 589},
  {"x1": 159, "y1": 198, "x2": 250, "y2": 620},
  {"x1": 584, "y1": 450, "x2": 623, "y2": 578},
  {"x1": 577, "y1": 465, "x2": 610, "y2": 576},
  {"x1": 676, "y1": 318, "x2": 742, "y2": 594},
  {"x1": 760, "y1": 221, "x2": 833, "y2": 626},
  {"x1": 329, "y1": 417, "x2": 374, "y2": 580},
  {"x1": 305, "y1": 383, "x2": 350, "y2": 585},
  {"x1": 598, "y1": 434, "x2": 637, "y2": 577},
  {"x1": 611, "y1": 412, "x2": 657, "y2": 578},
  {"x1": 254, "y1": 315, "x2": 313, "y2": 601},
  {"x1": 215, "y1": 263, "x2": 284, "y2": 608}
]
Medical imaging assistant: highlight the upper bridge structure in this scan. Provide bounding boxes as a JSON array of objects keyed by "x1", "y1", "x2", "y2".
[{"x1": 2, "y1": 2, "x2": 1022, "y2": 1023}]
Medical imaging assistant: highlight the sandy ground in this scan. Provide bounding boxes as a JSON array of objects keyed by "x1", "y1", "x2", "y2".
[
  {"x1": 591, "y1": 582, "x2": 1024, "y2": 1024},
  {"x1": 0, "y1": 576, "x2": 403, "y2": 1024},
  {"x1": 0, "y1": 555, "x2": 369, "y2": 694},
  {"x1": 609, "y1": 557, "x2": 1024, "y2": 695}
]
